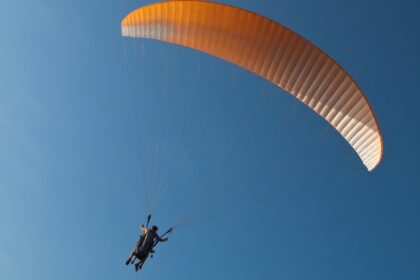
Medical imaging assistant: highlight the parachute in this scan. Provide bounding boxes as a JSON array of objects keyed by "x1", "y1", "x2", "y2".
[{"x1": 121, "y1": 0, "x2": 383, "y2": 171}]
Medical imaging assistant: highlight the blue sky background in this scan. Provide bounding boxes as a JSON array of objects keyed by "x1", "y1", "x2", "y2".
[{"x1": 1, "y1": 0, "x2": 419, "y2": 279}]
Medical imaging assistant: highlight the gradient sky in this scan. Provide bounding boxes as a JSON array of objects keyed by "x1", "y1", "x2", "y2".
[{"x1": 1, "y1": 0, "x2": 419, "y2": 279}]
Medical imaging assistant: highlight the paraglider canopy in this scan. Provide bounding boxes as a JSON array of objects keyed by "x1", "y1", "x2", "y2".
[{"x1": 121, "y1": 0, "x2": 383, "y2": 171}]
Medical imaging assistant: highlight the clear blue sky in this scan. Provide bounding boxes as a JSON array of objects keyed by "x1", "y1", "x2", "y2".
[{"x1": 1, "y1": 0, "x2": 419, "y2": 279}]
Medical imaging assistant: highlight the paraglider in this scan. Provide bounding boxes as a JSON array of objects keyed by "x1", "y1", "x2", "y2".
[
  {"x1": 121, "y1": 0, "x2": 384, "y2": 273},
  {"x1": 121, "y1": 0, "x2": 383, "y2": 171},
  {"x1": 125, "y1": 214, "x2": 172, "y2": 271}
]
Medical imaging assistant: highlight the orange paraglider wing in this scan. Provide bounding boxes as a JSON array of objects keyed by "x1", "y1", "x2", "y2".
[{"x1": 122, "y1": 0, "x2": 383, "y2": 171}]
